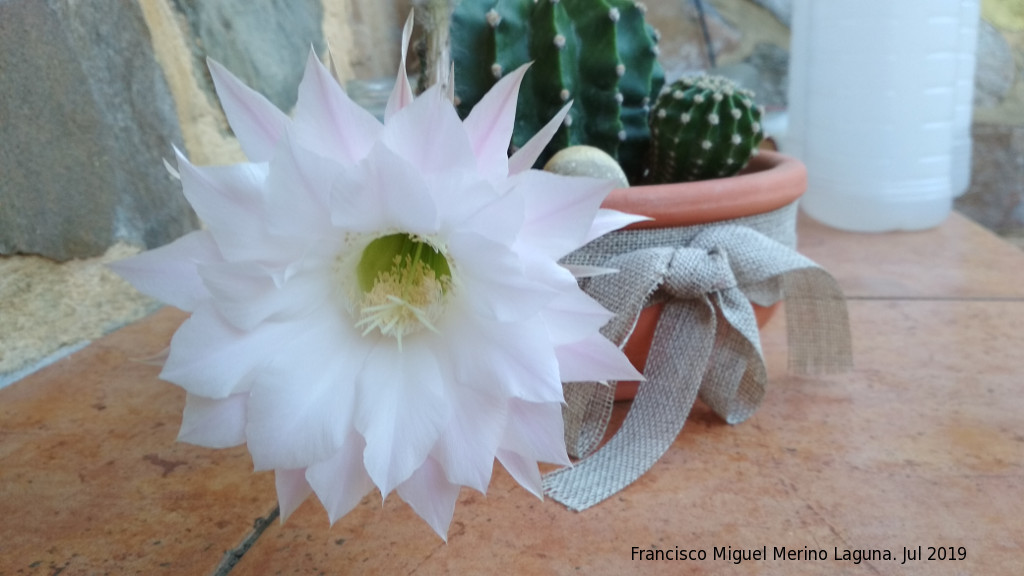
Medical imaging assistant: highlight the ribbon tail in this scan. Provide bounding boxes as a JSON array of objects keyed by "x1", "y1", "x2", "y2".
[
  {"x1": 783, "y1": 268, "x2": 854, "y2": 374},
  {"x1": 699, "y1": 288, "x2": 767, "y2": 424},
  {"x1": 561, "y1": 380, "x2": 616, "y2": 459},
  {"x1": 689, "y1": 226, "x2": 853, "y2": 375},
  {"x1": 543, "y1": 299, "x2": 716, "y2": 511}
]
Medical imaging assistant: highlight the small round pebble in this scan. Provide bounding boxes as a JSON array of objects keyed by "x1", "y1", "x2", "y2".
[{"x1": 542, "y1": 145, "x2": 629, "y2": 188}]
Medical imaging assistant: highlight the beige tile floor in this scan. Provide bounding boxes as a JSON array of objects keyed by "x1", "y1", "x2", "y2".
[{"x1": 1, "y1": 212, "x2": 1022, "y2": 575}]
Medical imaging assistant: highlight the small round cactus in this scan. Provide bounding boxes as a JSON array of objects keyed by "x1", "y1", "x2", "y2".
[{"x1": 645, "y1": 75, "x2": 765, "y2": 183}]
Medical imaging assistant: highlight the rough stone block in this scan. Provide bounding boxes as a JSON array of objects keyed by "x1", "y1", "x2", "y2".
[
  {"x1": 172, "y1": 0, "x2": 325, "y2": 113},
  {"x1": 0, "y1": 0, "x2": 198, "y2": 262},
  {"x1": 955, "y1": 124, "x2": 1024, "y2": 235}
]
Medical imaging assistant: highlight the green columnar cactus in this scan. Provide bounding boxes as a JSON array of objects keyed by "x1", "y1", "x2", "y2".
[
  {"x1": 646, "y1": 75, "x2": 765, "y2": 184},
  {"x1": 450, "y1": 0, "x2": 665, "y2": 182}
]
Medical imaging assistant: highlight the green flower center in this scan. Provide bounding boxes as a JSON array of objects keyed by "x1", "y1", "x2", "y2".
[{"x1": 352, "y1": 233, "x2": 452, "y2": 344}]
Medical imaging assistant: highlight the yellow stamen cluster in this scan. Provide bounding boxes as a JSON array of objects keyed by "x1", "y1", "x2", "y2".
[{"x1": 351, "y1": 234, "x2": 452, "y2": 347}]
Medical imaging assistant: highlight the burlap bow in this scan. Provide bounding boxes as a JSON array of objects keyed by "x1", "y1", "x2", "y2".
[{"x1": 543, "y1": 203, "x2": 852, "y2": 511}]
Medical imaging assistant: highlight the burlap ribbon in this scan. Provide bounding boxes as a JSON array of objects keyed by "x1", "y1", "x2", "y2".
[{"x1": 542, "y1": 202, "x2": 852, "y2": 511}]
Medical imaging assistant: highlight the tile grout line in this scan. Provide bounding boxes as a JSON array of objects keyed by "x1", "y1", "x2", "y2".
[{"x1": 210, "y1": 505, "x2": 280, "y2": 575}]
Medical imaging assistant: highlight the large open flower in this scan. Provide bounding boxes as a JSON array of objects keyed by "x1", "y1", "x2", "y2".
[{"x1": 112, "y1": 21, "x2": 643, "y2": 539}]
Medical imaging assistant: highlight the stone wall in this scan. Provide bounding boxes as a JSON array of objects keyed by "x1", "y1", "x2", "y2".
[{"x1": 958, "y1": 2, "x2": 1024, "y2": 238}]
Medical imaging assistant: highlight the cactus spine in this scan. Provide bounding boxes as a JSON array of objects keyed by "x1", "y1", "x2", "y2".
[
  {"x1": 449, "y1": 0, "x2": 664, "y2": 182},
  {"x1": 646, "y1": 75, "x2": 765, "y2": 183}
]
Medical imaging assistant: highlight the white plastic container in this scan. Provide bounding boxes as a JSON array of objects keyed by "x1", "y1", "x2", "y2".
[{"x1": 787, "y1": 0, "x2": 962, "y2": 232}]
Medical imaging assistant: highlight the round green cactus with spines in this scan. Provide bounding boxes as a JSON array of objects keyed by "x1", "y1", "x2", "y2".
[
  {"x1": 645, "y1": 75, "x2": 765, "y2": 184},
  {"x1": 450, "y1": 0, "x2": 665, "y2": 183}
]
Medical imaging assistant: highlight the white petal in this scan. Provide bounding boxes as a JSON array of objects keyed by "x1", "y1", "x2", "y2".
[
  {"x1": 561, "y1": 264, "x2": 619, "y2": 279},
  {"x1": 555, "y1": 333, "x2": 644, "y2": 383},
  {"x1": 447, "y1": 230, "x2": 557, "y2": 323},
  {"x1": 381, "y1": 86, "x2": 477, "y2": 177},
  {"x1": 496, "y1": 448, "x2": 543, "y2": 499},
  {"x1": 198, "y1": 259, "x2": 329, "y2": 331},
  {"x1": 160, "y1": 303, "x2": 299, "y2": 398},
  {"x1": 514, "y1": 170, "x2": 615, "y2": 259},
  {"x1": 330, "y1": 142, "x2": 438, "y2": 235},
  {"x1": 432, "y1": 386, "x2": 506, "y2": 493},
  {"x1": 500, "y1": 399, "x2": 571, "y2": 467},
  {"x1": 108, "y1": 230, "x2": 217, "y2": 312},
  {"x1": 442, "y1": 304, "x2": 564, "y2": 404},
  {"x1": 176, "y1": 151, "x2": 282, "y2": 263},
  {"x1": 207, "y1": 58, "x2": 289, "y2": 162},
  {"x1": 440, "y1": 177, "x2": 524, "y2": 245},
  {"x1": 264, "y1": 132, "x2": 342, "y2": 241},
  {"x1": 355, "y1": 341, "x2": 450, "y2": 497},
  {"x1": 396, "y1": 457, "x2": 461, "y2": 541},
  {"x1": 275, "y1": 468, "x2": 313, "y2": 521},
  {"x1": 539, "y1": 290, "x2": 615, "y2": 346},
  {"x1": 384, "y1": 11, "x2": 416, "y2": 122},
  {"x1": 245, "y1": 316, "x2": 362, "y2": 471},
  {"x1": 292, "y1": 50, "x2": 382, "y2": 164},
  {"x1": 177, "y1": 392, "x2": 247, "y2": 448},
  {"x1": 508, "y1": 101, "x2": 572, "y2": 175},
  {"x1": 305, "y1": 433, "x2": 376, "y2": 524},
  {"x1": 463, "y1": 63, "x2": 530, "y2": 180},
  {"x1": 584, "y1": 208, "x2": 651, "y2": 243}
]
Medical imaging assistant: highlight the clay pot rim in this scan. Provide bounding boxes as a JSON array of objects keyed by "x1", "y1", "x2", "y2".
[{"x1": 602, "y1": 150, "x2": 807, "y2": 230}]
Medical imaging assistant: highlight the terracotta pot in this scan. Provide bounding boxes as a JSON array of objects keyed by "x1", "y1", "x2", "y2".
[{"x1": 598, "y1": 150, "x2": 807, "y2": 401}]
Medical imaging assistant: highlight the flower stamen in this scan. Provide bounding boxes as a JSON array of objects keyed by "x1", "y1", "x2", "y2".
[{"x1": 350, "y1": 233, "x2": 452, "y2": 345}]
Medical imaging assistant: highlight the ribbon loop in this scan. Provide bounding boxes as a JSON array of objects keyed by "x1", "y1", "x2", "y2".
[{"x1": 544, "y1": 202, "x2": 852, "y2": 512}]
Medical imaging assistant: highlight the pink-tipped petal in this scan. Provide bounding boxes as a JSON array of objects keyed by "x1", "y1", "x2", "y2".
[
  {"x1": 515, "y1": 170, "x2": 615, "y2": 259},
  {"x1": 207, "y1": 58, "x2": 289, "y2": 162},
  {"x1": 264, "y1": 133, "x2": 340, "y2": 240},
  {"x1": 584, "y1": 208, "x2": 652, "y2": 243},
  {"x1": 275, "y1": 468, "x2": 314, "y2": 522},
  {"x1": 108, "y1": 230, "x2": 217, "y2": 312},
  {"x1": 384, "y1": 11, "x2": 415, "y2": 122},
  {"x1": 175, "y1": 150, "x2": 282, "y2": 263},
  {"x1": 380, "y1": 86, "x2": 478, "y2": 177},
  {"x1": 539, "y1": 290, "x2": 615, "y2": 346},
  {"x1": 555, "y1": 333, "x2": 644, "y2": 383},
  {"x1": 305, "y1": 434, "x2": 376, "y2": 525},
  {"x1": 500, "y1": 399, "x2": 571, "y2": 467},
  {"x1": 562, "y1": 264, "x2": 619, "y2": 279},
  {"x1": 177, "y1": 392, "x2": 247, "y2": 448},
  {"x1": 496, "y1": 448, "x2": 544, "y2": 499},
  {"x1": 463, "y1": 63, "x2": 531, "y2": 179},
  {"x1": 292, "y1": 50, "x2": 382, "y2": 164},
  {"x1": 444, "y1": 176, "x2": 524, "y2": 245},
  {"x1": 396, "y1": 457, "x2": 461, "y2": 541},
  {"x1": 331, "y1": 142, "x2": 439, "y2": 235},
  {"x1": 508, "y1": 101, "x2": 573, "y2": 175},
  {"x1": 431, "y1": 387, "x2": 507, "y2": 493}
]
